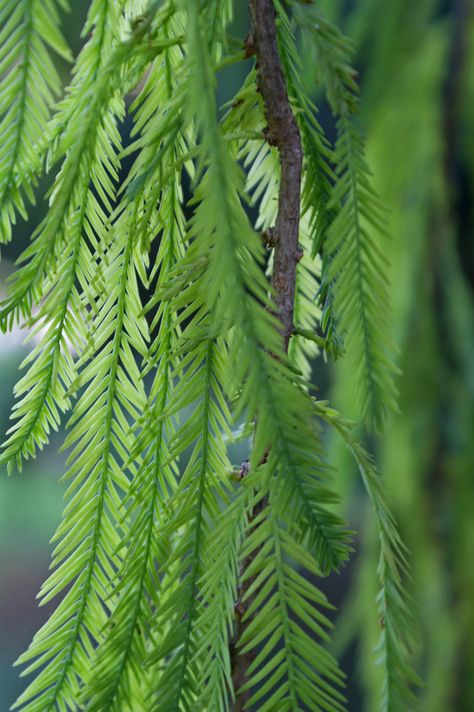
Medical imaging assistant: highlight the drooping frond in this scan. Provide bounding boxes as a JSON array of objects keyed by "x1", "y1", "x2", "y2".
[
  {"x1": 328, "y1": 119, "x2": 398, "y2": 429},
  {"x1": 79, "y1": 196, "x2": 182, "y2": 710},
  {"x1": 121, "y1": 13, "x2": 189, "y2": 213},
  {"x1": 78, "y1": 36, "x2": 190, "y2": 709},
  {"x1": 180, "y1": 0, "x2": 351, "y2": 573},
  {"x1": 0, "y1": 0, "x2": 71, "y2": 246},
  {"x1": 145, "y1": 337, "x2": 233, "y2": 711},
  {"x1": 291, "y1": 3, "x2": 399, "y2": 429},
  {"x1": 193, "y1": 487, "x2": 251, "y2": 712},
  {"x1": 13, "y1": 207, "x2": 149, "y2": 711},
  {"x1": 151, "y1": 11, "x2": 354, "y2": 709},
  {"x1": 0, "y1": 1, "x2": 161, "y2": 331},
  {"x1": 0, "y1": 1, "x2": 169, "y2": 470},
  {"x1": 221, "y1": 68, "x2": 333, "y2": 377},
  {"x1": 237, "y1": 476, "x2": 346, "y2": 712},
  {"x1": 0, "y1": 99, "x2": 124, "y2": 472},
  {"x1": 314, "y1": 400, "x2": 420, "y2": 710}
]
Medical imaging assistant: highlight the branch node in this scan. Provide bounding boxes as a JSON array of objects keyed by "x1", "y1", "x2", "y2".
[
  {"x1": 262, "y1": 227, "x2": 276, "y2": 248},
  {"x1": 235, "y1": 600, "x2": 246, "y2": 619},
  {"x1": 237, "y1": 458, "x2": 250, "y2": 480},
  {"x1": 244, "y1": 32, "x2": 256, "y2": 58},
  {"x1": 262, "y1": 126, "x2": 278, "y2": 146}
]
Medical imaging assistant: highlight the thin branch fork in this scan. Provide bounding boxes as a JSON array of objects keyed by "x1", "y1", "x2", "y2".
[{"x1": 231, "y1": 0, "x2": 304, "y2": 707}]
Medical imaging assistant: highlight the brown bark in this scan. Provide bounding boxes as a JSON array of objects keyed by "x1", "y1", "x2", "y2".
[
  {"x1": 231, "y1": 1, "x2": 303, "y2": 708},
  {"x1": 251, "y1": 0, "x2": 303, "y2": 351}
]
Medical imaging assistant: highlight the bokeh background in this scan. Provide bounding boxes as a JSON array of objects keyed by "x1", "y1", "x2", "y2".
[{"x1": 1, "y1": 1, "x2": 473, "y2": 710}]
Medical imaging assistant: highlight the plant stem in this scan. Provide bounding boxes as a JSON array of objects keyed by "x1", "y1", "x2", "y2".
[
  {"x1": 231, "y1": 1, "x2": 303, "y2": 707},
  {"x1": 251, "y1": 0, "x2": 303, "y2": 351}
]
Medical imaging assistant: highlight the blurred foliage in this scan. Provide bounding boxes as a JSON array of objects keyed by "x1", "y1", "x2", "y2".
[{"x1": 313, "y1": 1, "x2": 474, "y2": 710}]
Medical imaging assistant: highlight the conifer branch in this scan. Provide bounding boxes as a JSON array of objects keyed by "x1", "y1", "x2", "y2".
[
  {"x1": 0, "y1": 4, "x2": 417, "y2": 710},
  {"x1": 12, "y1": 209, "x2": 147, "y2": 710},
  {"x1": 313, "y1": 400, "x2": 421, "y2": 709},
  {"x1": 0, "y1": 0, "x2": 127, "y2": 465},
  {"x1": 0, "y1": 0, "x2": 71, "y2": 246},
  {"x1": 233, "y1": 0, "x2": 305, "y2": 705},
  {"x1": 291, "y1": 3, "x2": 399, "y2": 429},
  {"x1": 249, "y1": 0, "x2": 303, "y2": 350}
]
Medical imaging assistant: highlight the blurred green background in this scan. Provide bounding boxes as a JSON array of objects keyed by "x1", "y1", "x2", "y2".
[{"x1": 1, "y1": 1, "x2": 473, "y2": 710}]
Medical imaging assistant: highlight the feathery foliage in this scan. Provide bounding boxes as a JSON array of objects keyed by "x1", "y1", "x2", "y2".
[
  {"x1": 314, "y1": 400, "x2": 421, "y2": 710},
  {"x1": 1, "y1": 1, "x2": 418, "y2": 710},
  {"x1": 291, "y1": 3, "x2": 399, "y2": 429},
  {"x1": 0, "y1": 0, "x2": 71, "y2": 246},
  {"x1": 318, "y1": 3, "x2": 474, "y2": 709}
]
